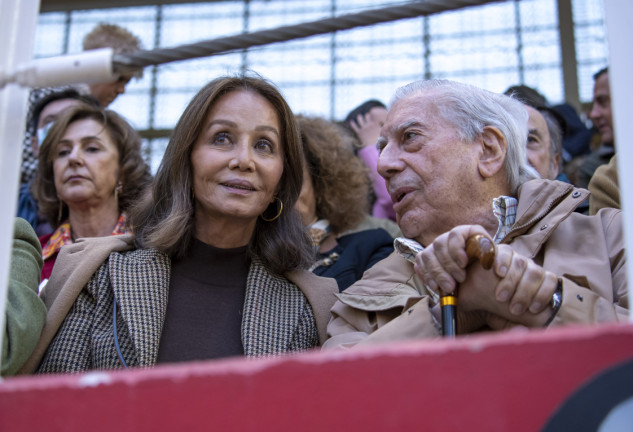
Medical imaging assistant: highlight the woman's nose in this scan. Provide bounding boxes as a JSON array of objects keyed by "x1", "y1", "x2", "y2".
[
  {"x1": 230, "y1": 142, "x2": 255, "y2": 171},
  {"x1": 67, "y1": 147, "x2": 83, "y2": 165}
]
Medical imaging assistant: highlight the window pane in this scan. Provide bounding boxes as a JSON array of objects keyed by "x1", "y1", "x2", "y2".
[{"x1": 31, "y1": 0, "x2": 607, "y2": 172}]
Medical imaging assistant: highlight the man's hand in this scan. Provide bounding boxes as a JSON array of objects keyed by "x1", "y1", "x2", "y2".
[{"x1": 414, "y1": 225, "x2": 559, "y2": 327}]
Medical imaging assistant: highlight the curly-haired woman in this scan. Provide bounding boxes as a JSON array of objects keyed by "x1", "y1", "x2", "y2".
[{"x1": 295, "y1": 114, "x2": 399, "y2": 292}]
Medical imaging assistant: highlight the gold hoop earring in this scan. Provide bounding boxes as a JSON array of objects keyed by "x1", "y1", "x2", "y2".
[{"x1": 261, "y1": 197, "x2": 283, "y2": 222}]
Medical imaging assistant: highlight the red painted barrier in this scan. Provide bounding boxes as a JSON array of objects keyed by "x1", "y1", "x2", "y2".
[{"x1": 1, "y1": 323, "x2": 633, "y2": 432}]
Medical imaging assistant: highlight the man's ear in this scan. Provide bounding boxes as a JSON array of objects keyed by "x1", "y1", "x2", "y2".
[{"x1": 478, "y1": 126, "x2": 507, "y2": 179}]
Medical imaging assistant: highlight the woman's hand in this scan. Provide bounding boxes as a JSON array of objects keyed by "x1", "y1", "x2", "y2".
[{"x1": 350, "y1": 111, "x2": 383, "y2": 149}]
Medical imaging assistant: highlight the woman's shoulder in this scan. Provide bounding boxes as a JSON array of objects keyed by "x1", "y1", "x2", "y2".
[
  {"x1": 284, "y1": 268, "x2": 338, "y2": 344},
  {"x1": 116, "y1": 246, "x2": 169, "y2": 263},
  {"x1": 41, "y1": 234, "x2": 136, "y2": 306},
  {"x1": 285, "y1": 268, "x2": 338, "y2": 292},
  {"x1": 69, "y1": 233, "x2": 135, "y2": 255},
  {"x1": 54, "y1": 235, "x2": 168, "y2": 277}
]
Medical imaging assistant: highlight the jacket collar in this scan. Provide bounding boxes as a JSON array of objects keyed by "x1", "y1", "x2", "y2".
[
  {"x1": 503, "y1": 179, "x2": 589, "y2": 258},
  {"x1": 109, "y1": 249, "x2": 171, "y2": 367},
  {"x1": 242, "y1": 258, "x2": 309, "y2": 357}
]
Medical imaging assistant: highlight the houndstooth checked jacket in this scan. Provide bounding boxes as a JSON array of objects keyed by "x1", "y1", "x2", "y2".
[{"x1": 33, "y1": 235, "x2": 337, "y2": 374}]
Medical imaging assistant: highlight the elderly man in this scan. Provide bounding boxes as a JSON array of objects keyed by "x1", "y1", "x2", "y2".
[
  {"x1": 502, "y1": 85, "x2": 564, "y2": 181},
  {"x1": 525, "y1": 105, "x2": 563, "y2": 180},
  {"x1": 324, "y1": 80, "x2": 627, "y2": 347}
]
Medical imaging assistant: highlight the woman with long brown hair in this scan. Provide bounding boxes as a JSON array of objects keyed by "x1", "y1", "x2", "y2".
[{"x1": 28, "y1": 76, "x2": 337, "y2": 374}]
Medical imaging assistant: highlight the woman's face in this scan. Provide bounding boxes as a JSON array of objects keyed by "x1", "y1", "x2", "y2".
[
  {"x1": 53, "y1": 118, "x2": 120, "y2": 209},
  {"x1": 191, "y1": 89, "x2": 284, "y2": 231},
  {"x1": 295, "y1": 163, "x2": 317, "y2": 226}
]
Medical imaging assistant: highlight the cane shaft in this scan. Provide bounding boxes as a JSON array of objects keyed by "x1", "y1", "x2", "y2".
[
  {"x1": 440, "y1": 294, "x2": 457, "y2": 337},
  {"x1": 439, "y1": 234, "x2": 496, "y2": 338}
]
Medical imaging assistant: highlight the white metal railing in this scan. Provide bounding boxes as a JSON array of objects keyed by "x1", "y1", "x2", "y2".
[
  {"x1": 603, "y1": 0, "x2": 633, "y2": 321},
  {"x1": 0, "y1": 0, "x2": 40, "y2": 376}
]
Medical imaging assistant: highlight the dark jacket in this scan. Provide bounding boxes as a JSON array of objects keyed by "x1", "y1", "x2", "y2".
[{"x1": 313, "y1": 228, "x2": 394, "y2": 291}]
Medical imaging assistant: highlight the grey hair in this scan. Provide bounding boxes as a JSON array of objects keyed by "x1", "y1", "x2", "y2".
[
  {"x1": 539, "y1": 109, "x2": 563, "y2": 178},
  {"x1": 389, "y1": 79, "x2": 539, "y2": 194}
]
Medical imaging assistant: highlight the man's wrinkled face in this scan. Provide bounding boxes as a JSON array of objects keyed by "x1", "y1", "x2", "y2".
[
  {"x1": 525, "y1": 105, "x2": 554, "y2": 180},
  {"x1": 376, "y1": 93, "x2": 482, "y2": 246},
  {"x1": 590, "y1": 73, "x2": 614, "y2": 145}
]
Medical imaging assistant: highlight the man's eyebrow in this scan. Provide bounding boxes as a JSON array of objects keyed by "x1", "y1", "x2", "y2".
[
  {"x1": 382, "y1": 119, "x2": 425, "y2": 137},
  {"x1": 396, "y1": 119, "x2": 423, "y2": 132},
  {"x1": 377, "y1": 119, "x2": 426, "y2": 150},
  {"x1": 528, "y1": 128, "x2": 542, "y2": 137}
]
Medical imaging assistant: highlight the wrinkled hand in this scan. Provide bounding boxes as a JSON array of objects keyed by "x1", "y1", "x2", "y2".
[
  {"x1": 350, "y1": 111, "x2": 383, "y2": 148},
  {"x1": 414, "y1": 225, "x2": 559, "y2": 327},
  {"x1": 456, "y1": 309, "x2": 522, "y2": 334}
]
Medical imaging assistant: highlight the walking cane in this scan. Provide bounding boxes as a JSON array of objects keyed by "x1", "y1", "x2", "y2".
[{"x1": 440, "y1": 234, "x2": 496, "y2": 337}]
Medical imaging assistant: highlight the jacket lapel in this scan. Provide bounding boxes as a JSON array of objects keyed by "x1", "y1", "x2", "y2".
[
  {"x1": 242, "y1": 259, "x2": 305, "y2": 357},
  {"x1": 109, "y1": 249, "x2": 171, "y2": 367},
  {"x1": 505, "y1": 180, "x2": 589, "y2": 258},
  {"x1": 285, "y1": 269, "x2": 338, "y2": 345}
]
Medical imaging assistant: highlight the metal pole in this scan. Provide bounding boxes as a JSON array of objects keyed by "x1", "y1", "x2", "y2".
[
  {"x1": 513, "y1": 0, "x2": 525, "y2": 84},
  {"x1": 603, "y1": 0, "x2": 633, "y2": 322},
  {"x1": 112, "y1": 0, "x2": 504, "y2": 74},
  {"x1": 557, "y1": 0, "x2": 580, "y2": 111},
  {"x1": 0, "y1": 0, "x2": 40, "y2": 375}
]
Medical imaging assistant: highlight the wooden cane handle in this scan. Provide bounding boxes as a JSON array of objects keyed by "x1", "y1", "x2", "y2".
[{"x1": 465, "y1": 234, "x2": 496, "y2": 270}]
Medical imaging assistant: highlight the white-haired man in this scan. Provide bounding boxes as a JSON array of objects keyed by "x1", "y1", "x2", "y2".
[{"x1": 324, "y1": 80, "x2": 627, "y2": 347}]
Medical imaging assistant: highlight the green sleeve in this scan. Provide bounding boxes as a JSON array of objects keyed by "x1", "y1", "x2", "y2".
[{"x1": 2, "y1": 218, "x2": 46, "y2": 376}]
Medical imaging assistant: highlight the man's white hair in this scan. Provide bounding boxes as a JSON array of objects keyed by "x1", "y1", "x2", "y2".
[{"x1": 389, "y1": 79, "x2": 539, "y2": 194}]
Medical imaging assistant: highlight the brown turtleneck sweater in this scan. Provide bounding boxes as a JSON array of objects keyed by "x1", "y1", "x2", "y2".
[{"x1": 157, "y1": 238, "x2": 250, "y2": 363}]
